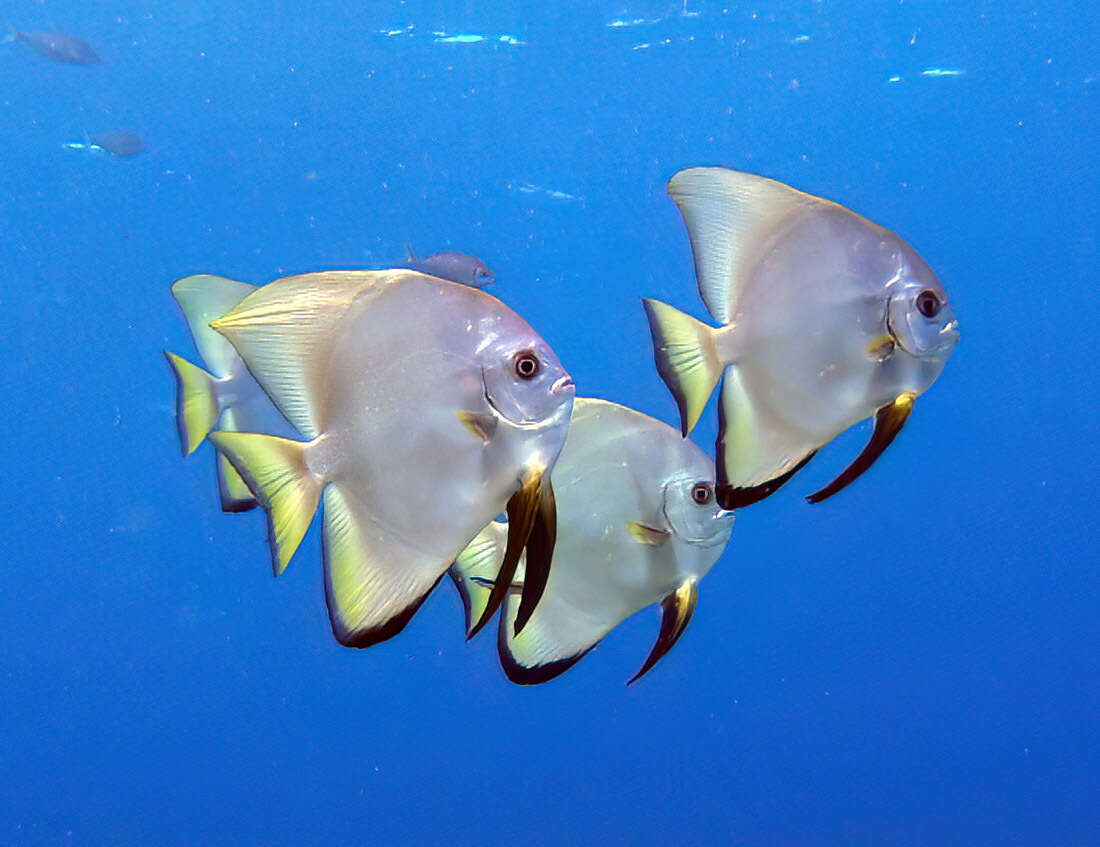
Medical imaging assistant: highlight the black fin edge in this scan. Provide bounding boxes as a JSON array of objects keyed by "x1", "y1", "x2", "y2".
[
  {"x1": 327, "y1": 572, "x2": 446, "y2": 650},
  {"x1": 497, "y1": 617, "x2": 593, "y2": 685},
  {"x1": 716, "y1": 452, "x2": 817, "y2": 510}
]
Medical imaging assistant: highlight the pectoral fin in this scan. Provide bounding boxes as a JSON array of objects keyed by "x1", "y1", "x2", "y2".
[
  {"x1": 626, "y1": 521, "x2": 670, "y2": 546},
  {"x1": 806, "y1": 392, "x2": 916, "y2": 504},
  {"x1": 457, "y1": 410, "x2": 497, "y2": 444},
  {"x1": 468, "y1": 469, "x2": 546, "y2": 638},
  {"x1": 628, "y1": 579, "x2": 698, "y2": 685}
]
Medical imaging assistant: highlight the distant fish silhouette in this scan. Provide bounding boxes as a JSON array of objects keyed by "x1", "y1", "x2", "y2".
[
  {"x1": 63, "y1": 130, "x2": 145, "y2": 157},
  {"x1": 404, "y1": 244, "x2": 496, "y2": 288},
  {"x1": 91, "y1": 130, "x2": 144, "y2": 157},
  {"x1": 5, "y1": 29, "x2": 99, "y2": 65}
]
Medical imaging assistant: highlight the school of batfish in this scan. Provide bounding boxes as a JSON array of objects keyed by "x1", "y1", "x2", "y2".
[{"x1": 165, "y1": 167, "x2": 959, "y2": 684}]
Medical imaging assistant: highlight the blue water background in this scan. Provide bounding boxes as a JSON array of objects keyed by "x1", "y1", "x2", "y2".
[{"x1": 1, "y1": 1, "x2": 1096, "y2": 843}]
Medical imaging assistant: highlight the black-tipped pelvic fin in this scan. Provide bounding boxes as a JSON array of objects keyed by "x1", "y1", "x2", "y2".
[
  {"x1": 514, "y1": 479, "x2": 556, "y2": 635},
  {"x1": 716, "y1": 451, "x2": 816, "y2": 510},
  {"x1": 806, "y1": 392, "x2": 916, "y2": 504},
  {"x1": 628, "y1": 578, "x2": 699, "y2": 685},
  {"x1": 468, "y1": 470, "x2": 544, "y2": 638}
]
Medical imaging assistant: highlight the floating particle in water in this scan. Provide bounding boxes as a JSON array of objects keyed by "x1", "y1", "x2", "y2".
[{"x1": 921, "y1": 67, "x2": 965, "y2": 78}]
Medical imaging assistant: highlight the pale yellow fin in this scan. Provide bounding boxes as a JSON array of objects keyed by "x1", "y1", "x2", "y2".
[
  {"x1": 322, "y1": 484, "x2": 451, "y2": 648},
  {"x1": 449, "y1": 522, "x2": 509, "y2": 637},
  {"x1": 214, "y1": 408, "x2": 257, "y2": 512},
  {"x1": 626, "y1": 521, "x2": 670, "y2": 546},
  {"x1": 164, "y1": 351, "x2": 220, "y2": 456},
  {"x1": 715, "y1": 366, "x2": 817, "y2": 508},
  {"x1": 498, "y1": 590, "x2": 611, "y2": 685},
  {"x1": 171, "y1": 274, "x2": 257, "y2": 377},
  {"x1": 207, "y1": 431, "x2": 321, "y2": 575},
  {"x1": 668, "y1": 167, "x2": 814, "y2": 324},
  {"x1": 211, "y1": 270, "x2": 388, "y2": 439},
  {"x1": 216, "y1": 452, "x2": 257, "y2": 512},
  {"x1": 642, "y1": 299, "x2": 722, "y2": 436}
]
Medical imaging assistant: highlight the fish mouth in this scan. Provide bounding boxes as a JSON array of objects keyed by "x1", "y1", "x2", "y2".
[{"x1": 550, "y1": 375, "x2": 574, "y2": 395}]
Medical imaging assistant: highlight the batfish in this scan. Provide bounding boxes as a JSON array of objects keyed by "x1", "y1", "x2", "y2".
[
  {"x1": 164, "y1": 274, "x2": 297, "y2": 512},
  {"x1": 451, "y1": 398, "x2": 734, "y2": 684},
  {"x1": 404, "y1": 244, "x2": 496, "y2": 288},
  {"x1": 645, "y1": 167, "x2": 959, "y2": 508},
  {"x1": 207, "y1": 269, "x2": 574, "y2": 647},
  {"x1": 6, "y1": 29, "x2": 99, "y2": 64}
]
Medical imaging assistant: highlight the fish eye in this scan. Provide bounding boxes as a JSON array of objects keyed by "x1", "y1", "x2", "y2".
[
  {"x1": 691, "y1": 482, "x2": 712, "y2": 505},
  {"x1": 916, "y1": 289, "x2": 942, "y2": 319},
  {"x1": 513, "y1": 351, "x2": 541, "y2": 379}
]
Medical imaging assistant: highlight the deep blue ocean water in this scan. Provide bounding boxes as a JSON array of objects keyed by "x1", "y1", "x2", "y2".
[{"x1": 1, "y1": 1, "x2": 1096, "y2": 843}]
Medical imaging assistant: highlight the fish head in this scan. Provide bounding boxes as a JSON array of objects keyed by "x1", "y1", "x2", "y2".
[
  {"x1": 472, "y1": 263, "x2": 496, "y2": 287},
  {"x1": 886, "y1": 260, "x2": 960, "y2": 363},
  {"x1": 478, "y1": 325, "x2": 574, "y2": 446},
  {"x1": 661, "y1": 473, "x2": 735, "y2": 550}
]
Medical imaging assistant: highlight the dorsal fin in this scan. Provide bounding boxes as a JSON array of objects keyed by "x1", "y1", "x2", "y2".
[
  {"x1": 171, "y1": 274, "x2": 256, "y2": 377},
  {"x1": 211, "y1": 270, "x2": 390, "y2": 439},
  {"x1": 667, "y1": 167, "x2": 819, "y2": 324}
]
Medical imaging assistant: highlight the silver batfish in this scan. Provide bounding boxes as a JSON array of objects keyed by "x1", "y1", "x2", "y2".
[
  {"x1": 208, "y1": 269, "x2": 574, "y2": 648},
  {"x1": 164, "y1": 274, "x2": 297, "y2": 512},
  {"x1": 451, "y1": 398, "x2": 734, "y2": 684},
  {"x1": 404, "y1": 244, "x2": 496, "y2": 288},
  {"x1": 645, "y1": 167, "x2": 960, "y2": 508}
]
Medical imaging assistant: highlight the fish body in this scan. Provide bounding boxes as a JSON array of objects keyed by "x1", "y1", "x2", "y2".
[
  {"x1": 645, "y1": 167, "x2": 959, "y2": 507},
  {"x1": 404, "y1": 245, "x2": 496, "y2": 287},
  {"x1": 165, "y1": 274, "x2": 297, "y2": 511},
  {"x1": 11, "y1": 30, "x2": 99, "y2": 64},
  {"x1": 206, "y1": 269, "x2": 574, "y2": 648},
  {"x1": 91, "y1": 130, "x2": 144, "y2": 157},
  {"x1": 451, "y1": 397, "x2": 733, "y2": 684}
]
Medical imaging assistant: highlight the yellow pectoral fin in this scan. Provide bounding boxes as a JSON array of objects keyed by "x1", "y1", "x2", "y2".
[{"x1": 626, "y1": 521, "x2": 670, "y2": 546}]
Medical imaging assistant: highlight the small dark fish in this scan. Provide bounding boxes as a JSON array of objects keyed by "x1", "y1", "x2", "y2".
[
  {"x1": 7, "y1": 29, "x2": 99, "y2": 65},
  {"x1": 91, "y1": 130, "x2": 145, "y2": 157},
  {"x1": 404, "y1": 244, "x2": 496, "y2": 288}
]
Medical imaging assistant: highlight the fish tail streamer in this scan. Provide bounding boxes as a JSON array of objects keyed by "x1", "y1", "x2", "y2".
[
  {"x1": 642, "y1": 299, "x2": 722, "y2": 436},
  {"x1": 208, "y1": 431, "x2": 321, "y2": 576}
]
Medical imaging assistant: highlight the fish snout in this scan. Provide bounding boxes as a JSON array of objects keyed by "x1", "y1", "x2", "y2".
[{"x1": 551, "y1": 375, "x2": 575, "y2": 395}]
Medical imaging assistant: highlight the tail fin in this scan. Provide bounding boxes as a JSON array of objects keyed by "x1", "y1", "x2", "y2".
[
  {"x1": 642, "y1": 299, "x2": 722, "y2": 436},
  {"x1": 208, "y1": 431, "x2": 322, "y2": 576},
  {"x1": 164, "y1": 351, "x2": 220, "y2": 455},
  {"x1": 2, "y1": 29, "x2": 17, "y2": 45},
  {"x1": 450, "y1": 522, "x2": 509, "y2": 638}
]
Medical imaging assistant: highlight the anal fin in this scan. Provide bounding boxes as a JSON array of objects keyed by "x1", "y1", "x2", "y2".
[
  {"x1": 715, "y1": 366, "x2": 817, "y2": 508},
  {"x1": 323, "y1": 485, "x2": 448, "y2": 648}
]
